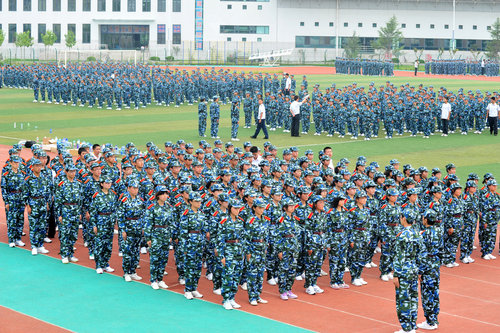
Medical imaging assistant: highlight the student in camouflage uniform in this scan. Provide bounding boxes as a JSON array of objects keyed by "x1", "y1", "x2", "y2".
[
  {"x1": 326, "y1": 194, "x2": 350, "y2": 289},
  {"x1": 54, "y1": 164, "x2": 83, "y2": 263},
  {"x1": 230, "y1": 91, "x2": 240, "y2": 141},
  {"x1": 479, "y1": 179, "x2": 500, "y2": 259},
  {"x1": 1, "y1": 156, "x2": 26, "y2": 247},
  {"x1": 379, "y1": 188, "x2": 402, "y2": 281},
  {"x1": 144, "y1": 185, "x2": 172, "y2": 289},
  {"x1": 443, "y1": 183, "x2": 465, "y2": 267},
  {"x1": 460, "y1": 180, "x2": 479, "y2": 263},
  {"x1": 198, "y1": 98, "x2": 207, "y2": 137},
  {"x1": 348, "y1": 190, "x2": 370, "y2": 286}
]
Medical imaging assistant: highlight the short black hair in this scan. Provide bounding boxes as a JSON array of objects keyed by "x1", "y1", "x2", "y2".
[
  {"x1": 294, "y1": 95, "x2": 299, "y2": 101},
  {"x1": 78, "y1": 147, "x2": 88, "y2": 155},
  {"x1": 492, "y1": 97, "x2": 496, "y2": 101},
  {"x1": 92, "y1": 144, "x2": 101, "y2": 150},
  {"x1": 323, "y1": 147, "x2": 332, "y2": 153},
  {"x1": 250, "y1": 146, "x2": 259, "y2": 154}
]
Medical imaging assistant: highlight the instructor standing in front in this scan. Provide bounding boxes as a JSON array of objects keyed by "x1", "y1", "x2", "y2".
[
  {"x1": 251, "y1": 99, "x2": 269, "y2": 139},
  {"x1": 290, "y1": 94, "x2": 310, "y2": 137},
  {"x1": 486, "y1": 96, "x2": 499, "y2": 136}
]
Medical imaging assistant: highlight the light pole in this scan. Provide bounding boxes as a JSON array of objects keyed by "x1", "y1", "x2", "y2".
[{"x1": 451, "y1": 0, "x2": 456, "y2": 54}]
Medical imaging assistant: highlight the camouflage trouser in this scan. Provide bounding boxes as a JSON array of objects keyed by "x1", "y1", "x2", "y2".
[
  {"x1": 184, "y1": 243, "x2": 203, "y2": 292},
  {"x1": 28, "y1": 207, "x2": 48, "y2": 249},
  {"x1": 210, "y1": 117, "x2": 219, "y2": 137},
  {"x1": 365, "y1": 221, "x2": 381, "y2": 264},
  {"x1": 265, "y1": 241, "x2": 279, "y2": 281},
  {"x1": 395, "y1": 276, "x2": 418, "y2": 332},
  {"x1": 221, "y1": 247, "x2": 244, "y2": 303},
  {"x1": 199, "y1": 115, "x2": 207, "y2": 137},
  {"x1": 231, "y1": 121, "x2": 239, "y2": 138},
  {"x1": 443, "y1": 224, "x2": 462, "y2": 264},
  {"x1": 149, "y1": 230, "x2": 169, "y2": 282},
  {"x1": 83, "y1": 213, "x2": 95, "y2": 256},
  {"x1": 420, "y1": 267, "x2": 440, "y2": 326},
  {"x1": 460, "y1": 218, "x2": 476, "y2": 259},
  {"x1": 278, "y1": 249, "x2": 298, "y2": 294},
  {"x1": 94, "y1": 224, "x2": 114, "y2": 269},
  {"x1": 244, "y1": 110, "x2": 252, "y2": 127},
  {"x1": 296, "y1": 227, "x2": 306, "y2": 277},
  {"x1": 122, "y1": 230, "x2": 142, "y2": 276},
  {"x1": 173, "y1": 240, "x2": 185, "y2": 280},
  {"x1": 479, "y1": 218, "x2": 498, "y2": 256},
  {"x1": 328, "y1": 232, "x2": 348, "y2": 285},
  {"x1": 304, "y1": 246, "x2": 323, "y2": 288},
  {"x1": 58, "y1": 212, "x2": 79, "y2": 258},
  {"x1": 246, "y1": 250, "x2": 266, "y2": 302},
  {"x1": 348, "y1": 232, "x2": 369, "y2": 281},
  {"x1": 6, "y1": 203, "x2": 24, "y2": 243}
]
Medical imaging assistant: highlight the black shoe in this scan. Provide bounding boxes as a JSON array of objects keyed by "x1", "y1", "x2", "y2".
[
  {"x1": 250, "y1": 136, "x2": 256, "y2": 139},
  {"x1": 264, "y1": 137, "x2": 269, "y2": 139}
]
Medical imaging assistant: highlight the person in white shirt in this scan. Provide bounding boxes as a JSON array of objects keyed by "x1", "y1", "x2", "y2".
[
  {"x1": 440, "y1": 98, "x2": 451, "y2": 136},
  {"x1": 284, "y1": 73, "x2": 291, "y2": 96},
  {"x1": 414, "y1": 60, "x2": 419, "y2": 76},
  {"x1": 486, "y1": 97, "x2": 499, "y2": 136},
  {"x1": 290, "y1": 94, "x2": 310, "y2": 137},
  {"x1": 251, "y1": 99, "x2": 269, "y2": 139}
]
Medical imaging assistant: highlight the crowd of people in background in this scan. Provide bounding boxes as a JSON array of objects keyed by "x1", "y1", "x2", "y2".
[
  {"x1": 425, "y1": 59, "x2": 500, "y2": 76},
  {"x1": 335, "y1": 58, "x2": 395, "y2": 76}
]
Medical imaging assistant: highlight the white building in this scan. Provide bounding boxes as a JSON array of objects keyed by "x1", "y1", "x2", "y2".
[{"x1": 1, "y1": 0, "x2": 499, "y2": 61}]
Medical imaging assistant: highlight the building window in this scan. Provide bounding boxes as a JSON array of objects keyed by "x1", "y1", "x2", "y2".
[
  {"x1": 487, "y1": 26, "x2": 491, "y2": 31},
  {"x1": 220, "y1": 25, "x2": 269, "y2": 34},
  {"x1": 416, "y1": 24, "x2": 420, "y2": 28},
  {"x1": 329, "y1": 22, "x2": 334, "y2": 27},
  {"x1": 142, "y1": 0, "x2": 150, "y2": 11},
  {"x1": 401, "y1": 23, "x2": 406, "y2": 28},
  {"x1": 430, "y1": 24, "x2": 435, "y2": 29},
  {"x1": 227, "y1": 4, "x2": 231, "y2": 9},
  {"x1": 128, "y1": 0, "x2": 135, "y2": 11},
  {"x1": 38, "y1": 23, "x2": 46, "y2": 42},
  {"x1": 242, "y1": 4, "x2": 246, "y2": 9},
  {"x1": 157, "y1": 0, "x2": 165, "y2": 12},
  {"x1": 242, "y1": 37, "x2": 246, "y2": 41},
  {"x1": 459, "y1": 24, "x2": 463, "y2": 30},
  {"x1": 444, "y1": 24, "x2": 449, "y2": 29},
  {"x1": 68, "y1": 0, "x2": 75, "y2": 11},
  {"x1": 227, "y1": 37, "x2": 231, "y2": 41},
  {"x1": 53, "y1": 23, "x2": 61, "y2": 43},
  {"x1": 53, "y1": 0, "x2": 60, "y2": 11},
  {"x1": 258, "y1": 5, "x2": 262, "y2": 10},
  {"x1": 112, "y1": 0, "x2": 120, "y2": 11},
  {"x1": 23, "y1": 0, "x2": 31, "y2": 11},
  {"x1": 257, "y1": 37, "x2": 262, "y2": 42},
  {"x1": 300, "y1": 22, "x2": 304, "y2": 26},
  {"x1": 172, "y1": 0, "x2": 180, "y2": 12},
  {"x1": 473, "y1": 25, "x2": 477, "y2": 30},
  {"x1": 23, "y1": 23, "x2": 31, "y2": 36},
  {"x1": 295, "y1": 35, "x2": 336, "y2": 48},
  {"x1": 157, "y1": 24, "x2": 165, "y2": 44},
  {"x1": 9, "y1": 24, "x2": 16, "y2": 43},
  {"x1": 38, "y1": 0, "x2": 46, "y2": 11},
  {"x1": 315, "y1": 22, "x2": 319, "y2": 27},
  {"x1": 344, "y1": 22, "x2": 348, "y2": 27},
  {"x1": 9, "y1": 0, "x2": 17, "y2": 11},
  {"x1": 172, "y1": 24, "x2": 181, "y2": 44},
  {"x1": 358, "y1": 23, "x2": 362, "y2": 27},
  {"x1": 82, "y1": 0, "x2": 90, "y2": 11},
  {"x1": 82, "y1": 23, "x2": 90, "y2": 43},
  {"x1": 68, "y1": 23, "x2": 75, "y2": 35},
  {"x1": 372, "y1": 23, "x2": 377, "y2": 28},
  {"x1": 97, "y1": 0, "x2": 105, "y2": 11}
]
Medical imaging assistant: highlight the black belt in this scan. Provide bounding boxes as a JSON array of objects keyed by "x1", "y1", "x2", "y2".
[
  {"x1": 126, "y1": 217, "x2": 140, "y2": 220},
  {"x1": 355, "y1": 227, "x2": 366, "y2": 231},
  {"x1": 333, "y1": 229, "x2": 344, "y2": 233},
  {"x1": 154, "y1": 225, "x2": 167, "y2": 229},
  {"x1": 63, "y1": 203, "x2": 77, "y2": 206},
  {"x1": 189, "y1": 230, "x2": 201, "y2": 234},
  {"x1": 313, "y1": 231, "x2": 324, "y2": 235},
  {"x1": 387, "y1": 223, "x2": 398, "y2": 227},
  {"x1": 99, "y1": 212, "x2": 112, "y2": 216},
  {"x1": 31, "y1": 196, "x2": 44, "y2": 199},
  {"x1": 452, "y1": 214, "x2": 462, "y2": 218},
  {"x1": 226, "y1": 239, "x2": 239, "y2": 243},
  {"x1": 370, "y1": 212, "x2": 377, "y2": 216},
  {"x1": 466, "y1": 210, "x2": 474, "y2": 214},
  {"x1": 283, "y1": 234, "x2": 294, "y2": 238},
  {"x1": 10, "y1": 190, "x2": 22, "y2": 193},
  {"x1": 252, "y1": 239, "x2": 264, "y2": 243},
  {"x1": 489, "y1": 209, "x2": 496, "y2": 212}
]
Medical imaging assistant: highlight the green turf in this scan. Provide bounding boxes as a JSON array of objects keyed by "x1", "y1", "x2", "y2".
[
  {"x1": 0, "y1": 244, "x2": 308, "y2": 333},
  {"x1": 0, "y1": 73, "x2": 499, "y2": 181}
]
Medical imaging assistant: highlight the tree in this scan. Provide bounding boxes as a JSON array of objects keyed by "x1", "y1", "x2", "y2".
[
  {"x1": 486, "y1": 17, "x2": 500, "y2": 60},
  {"x1": 0, "y1": 30, "x2": 5, "y2": 48},
  {"x1": 371, "y1": 15, "x2": 404, "y2": 59},
  {"x1": 344, "y1": 32, "x2": 361, "y2": 59},
  {"x1": 42, "y1": 30, "x2": 57, "y2": 60},
  {"x1": 15, "y1": 31, "x2": 34, "y2": 59},
  {"x1": 65, "y1": 30, "x2": 76, "y2": 49}
]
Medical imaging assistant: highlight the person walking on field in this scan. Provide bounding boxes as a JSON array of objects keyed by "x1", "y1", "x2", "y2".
[
  {"x1": 486, "y1": 97, "x2": 499, "y2": 136},
  {"x1": 441, "y1": 97, "x2": 451, "y2": 137},
  {"x1": 414, "y1": 60, "x2": 419, "y2": 76},
  {"x1": 290, "y1": 94, "x2": 310, "y2": 137},
  {"x1": 251, "y1": 99, "x2": 269, "y2": 139}
]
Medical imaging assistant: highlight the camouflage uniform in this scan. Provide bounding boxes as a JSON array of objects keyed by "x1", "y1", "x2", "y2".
[
  {"x1": 1, "y1": 164, "x2": 26, "y2": 244},
  {"x1": 244, "y1": 212, "x2": 269, "y2": 302}
]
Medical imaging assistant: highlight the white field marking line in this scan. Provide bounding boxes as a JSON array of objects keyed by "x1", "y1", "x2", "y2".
[
  {"x1": 0, "y1": 304, "x2": 74, "y2": 332},
  {"x1": 440, "y1": 271, "x2": 500, "y2": 286},
  {"x1": 440, "y1": 290, "x2": 500, "y2": 305},
  {"x1": 1, "y1": 244, "x2": 312, "y2": 333},
  {"x1": 343, "y1": 287, "x2": 500, "y2": 328},
  {"x1": 276, "y1": 134, "x2": 414, "y2": 149},
  {"x1": 0, "y1": 135, "x2": 27, "y2": 141}
]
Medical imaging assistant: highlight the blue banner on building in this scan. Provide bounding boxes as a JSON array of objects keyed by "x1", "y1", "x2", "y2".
[{"x1": 195, "y1": 0, "x2": 203, "y2": 50}]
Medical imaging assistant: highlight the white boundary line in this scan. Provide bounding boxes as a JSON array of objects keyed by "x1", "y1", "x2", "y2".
[{"x1": 0, "y1": 135, "x2": 27, "y2": 141}]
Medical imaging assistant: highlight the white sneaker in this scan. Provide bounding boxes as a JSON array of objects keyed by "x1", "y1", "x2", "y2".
[
  {"x1": 9, "y1": 243, "x2": 15, "y2": 248},
  {"x1": 96, "y1": 268, "x2": 103, "y2": 274},
  {"x1": 473, "y1": 245, "x2": 477, "y2": 250},
  {"x1": 192, "y1": 290, "x2": 203, "y2": 298},
  {"x1": 62, "y1": 257, "x2": 69, "y2": 264},
  {"x1": 295, "y1": 275, "x2": 303, "y2": 281},
  {"x1": 158, "y1": 281, "x2": 169, "y2": 289},
  {"x1": 241, "y1": 282, "x2": 248, "y2": 290},
  {"x1": 364, "y1": 263, "x2": 372, "y2": 268},
  {"x1": 70, "y1": 257, "x2": 79, "y2": 263},
  {"x1": 163, "y1": 270, "x2": 169, "y2": 275},
  {"x1": 141, "y1": 247, "x2": 147, "y2": 254},
  {"x1": 461, "y1": 258, "x2": 470, "y2": 264},
  {"x1": 130, "y1": 273, "x2": 142, "y2": 280},
  {"x1": 445, "y1": 263, "x2": 454, "y2": 268},
  {"x1": 84, "y1": 241, "x2": 88, "y2": 247},
  {"x1": 124, "y1": 274, "x2": 132, "y2": 282},
  {"x1": 360, "y1": 278, "x2": 368, "y2": 285},
  {"x1": 344, "y1": 267, "x2": 350, "y2": 272},
  {"x1": 381, "y1": 274, "x2": 390, "y2": 282},
  {"x1": 330, "y1": 283, "x2": 340, "y2": 289},
  {"x1": 223, "y1": 301, "x2": 233, "y2": 310},
  {"x1": 105, "y1": 266, "x2": 115, "y2": 273},
  {"x1": 267, "y1": 278, "x2": 277, "y2": 285},
  {"x1": 370, "y1": 262, "x2": 378, "y2": 267},
  {"x1": 250, "y1": 300, "x2": 258, "y2": 306},
  {"x1": 44, "y1": 237, "x2": 52, "y2": 243},
  {"x1": 489, "y1": 254, "x2": 497, "y2": 259},
  {"x1": 206, "y1": 273, "x2": 213, "y2": 281},
  {"x1": 452, "y1": 262, "x2": 459, "y2": 267},
  {"x1": 15, "y1": 240, "x2": 25, "y2": 247},
  {"x1": 320, "y1": 269, "x2": 327, "y2": 276},
  {"x1": 305, "y1": 286, "x2": 316, "y2": 295},
  {"x1": 151, "y1": 282, "x2": 160, "y2": 290},
  {"x1": 89, "y1": 254, "x2": 95, "y2": 260},
  {"x1": 229, "y1": 299, "x2": 241, "y2": 308},
  {"x1": 213, "y1": 288, "x2": 222, "y2": 295},
  {"x1": 313, "y1": 285, "x2": 324, "y2": 293},
  {"x1": 417, "y1": 321, "x2": 438, "y2": 330},
  {"x1": 179, "y1": 278, "x2": 186, "y2": 285},
  {"x1": 352, "y1": 279, "x2": 363, "y2": 286},
  {"x1": 483, "y1": 255, "x2": 491, "y2": 260},
  {"x1": 388, "y1": 273, "x2": 394, "y2": 279},
  {"x1": 38, "y1": 246, "x2": 49, "y2": 254},
  {"x1": 467, "y1": 256, "x2": 475, "y2": 263},
  {"x1": 118, "y1": 252, "x2": 123, "y2": 257},
  {"x1": 257, "y1": 298, "x2": 268, "y2": 304}
]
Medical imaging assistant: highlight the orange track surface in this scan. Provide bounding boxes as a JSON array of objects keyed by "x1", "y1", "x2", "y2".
[{"x1": 1, "y1": 142, "x2": 500, "y2": 332}]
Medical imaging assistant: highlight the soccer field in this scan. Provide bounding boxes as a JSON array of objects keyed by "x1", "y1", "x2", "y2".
[{"x1": 1, "y1": 74, "x2": 499, "y2": 181}]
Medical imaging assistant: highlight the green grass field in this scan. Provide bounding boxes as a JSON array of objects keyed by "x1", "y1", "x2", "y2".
[{"x1": 1, "y1": 74, "x2": 499, "y2": 181}]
